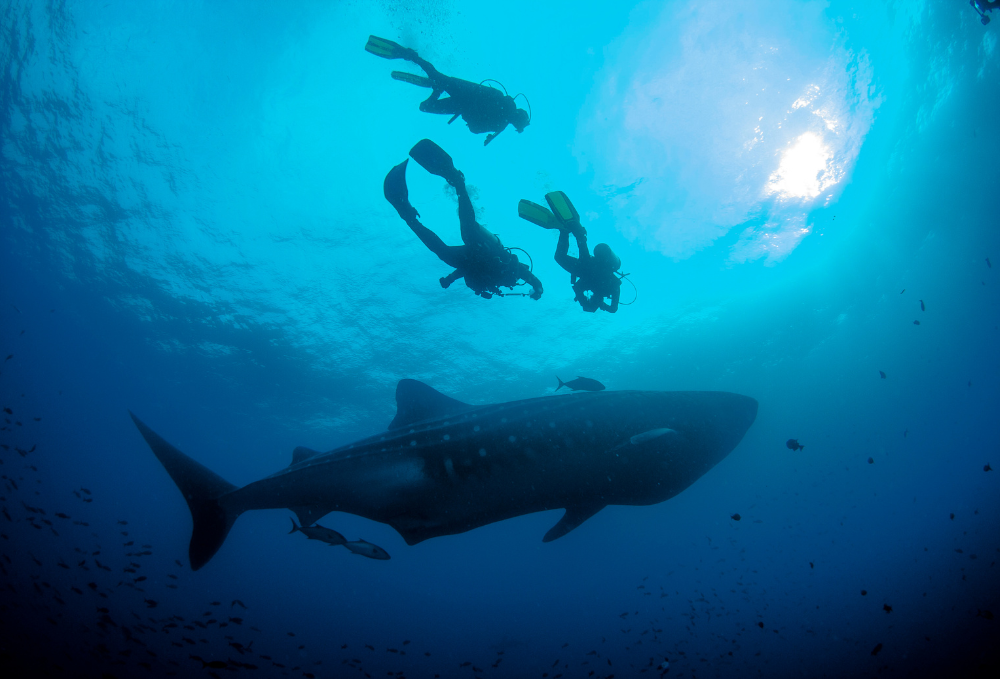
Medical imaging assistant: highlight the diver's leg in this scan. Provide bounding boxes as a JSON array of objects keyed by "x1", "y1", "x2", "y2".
[
  {"x1": 404, "y1": 52, "x2": 443, "y2": 80},
  {"x1": 554, "y1": 228, "x2": 581, "y2": 275},
  {"x1": 573, "y1": 230, "x2": 591, "y2": 260},
  {"x1": 405, "y1": 221, "x2": 466, "y2": 269},
  {"x1": 440, "y1": 268, "x2": 464, "y2": 288},
  {"x1": 454, "y1": 180, "x2": 494, "y2": 246}
]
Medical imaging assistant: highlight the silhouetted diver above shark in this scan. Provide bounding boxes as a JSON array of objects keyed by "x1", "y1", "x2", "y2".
[{"x1": 130, "y1": 379, "x2": 757, "y2": 570}]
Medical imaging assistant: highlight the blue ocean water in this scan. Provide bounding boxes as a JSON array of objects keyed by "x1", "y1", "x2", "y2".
[{"x1": 1, "y1": 0, "x2": 998, "y2": 677}]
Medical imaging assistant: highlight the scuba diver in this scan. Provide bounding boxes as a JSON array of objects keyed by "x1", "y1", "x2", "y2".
[
  {"x1": 972, "y1": 0, "x2": 1000, "y2": 24},
  {"x1": 366, "y1": 35, "x2": 530, "y2": 146},
  {"x1": 519, "y1": 192, "x2": 622, "y2": 313},
  {"x1": 384, "y1": 139, "x2": 543, "y2": 301}
]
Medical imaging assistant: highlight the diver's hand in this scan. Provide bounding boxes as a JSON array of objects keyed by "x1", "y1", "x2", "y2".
[
  {"x1": 439, "y1": 276, "x2": 451, "y2": 289},
  {"x1": 530, "y1": 287, "x2": 542, "y2": 300},
  {"x1": 484, "y1": 133, "x2": 496, "y2": 146}
]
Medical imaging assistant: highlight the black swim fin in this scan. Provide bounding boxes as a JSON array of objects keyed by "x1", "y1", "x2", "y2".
[
  {"x1": 383, "y1": 160, "x2": 419, "y2": 222},
  {"x1": 409, "y1": 139, "x2": 463, "y2": 185},
  {"x1": 365, "y1": 35, "x2": 410, "y2": 60}
]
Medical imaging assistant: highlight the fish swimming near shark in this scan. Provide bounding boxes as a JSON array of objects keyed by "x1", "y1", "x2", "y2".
[
  {"x1": 344, "y1": 539, "x2": 391, "y2": 560},
  {"x1": 130, "y1": 379, "x2": 757, "y2": 570},
  {"x1": 556, "y1": 376, "x2": 605, "y2": 392},
  {"x1": 288, "y1": 519, "x2": 347, "y2": 546}
]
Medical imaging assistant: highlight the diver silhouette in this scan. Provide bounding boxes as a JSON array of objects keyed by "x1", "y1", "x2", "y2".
[
  {"x1": 519, "y1": 192, "x2": 622, "y2": 313},
  {"x1": 366, "y1": 35, "x2": 530, "y2": 146},
  {"x1": 384, "y1": 139, "x2": 543, "y2": 301},
  {"x1": 972, "y1": 0, "x2": 1000, "y2": 24}
]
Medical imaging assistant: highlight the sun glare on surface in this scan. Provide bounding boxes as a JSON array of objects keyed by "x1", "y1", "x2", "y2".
[{"x1": 766, "y1": 132, "x2": 832, "y2": 202}]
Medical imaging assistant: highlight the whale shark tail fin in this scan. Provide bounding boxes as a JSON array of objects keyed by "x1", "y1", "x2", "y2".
[
  {"x1": 129, "y1": 412, "x2": 242, "y2": 571},
  {"x1": 556, "y1": 376, "x2": 567, "y2": 391}
]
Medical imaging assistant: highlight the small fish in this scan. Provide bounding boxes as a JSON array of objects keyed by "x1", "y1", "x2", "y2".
[
  {"x1": 288, "y1": 519, "x2": 346, "y2": 546},
  {"x1": 879, "y1": 371, "x2": 886, "y2": 379},
  {"x1": 913, "y1": 320, "x2": 920, "y2": 325},
  {"x1": 985, "y1": 464, "x2": 992, "y2": 472},
  {"x1": 871, "y1": 643, "x2": 883, "y2": 656},
  {"x1": 231, "y1": 599, "x2": 246, "y2": 609},
  {"x1": 344, "y1": 539, "x2": 391, "y2": 560},
  {"x1": 202, "y1": 660, "x2": 228, "y2": 669},
  {"x1": 977, "y1": 609, "x2": 994, "y2": 620},
  {"x1": 919, "y1": 300, "x2": 925, "y2": 311},
  {"x1": 868, "y1": 457, "x2": 874, "y2": 464},
  {"x1": 757, "y1": 622, "x2": 764, "y2": 628},
  {"x1": 730, "y1": 513, "x2": 741, "y2": 521},
  {"x1": 786, "y1": 439, "x2": 803, "y2": 451},
  {"x1": 987, "y1": 258, "x2": 992, "y2": 269},
  {"x1": 117, "y1": 520, "x2": 127, "y2": 525},
  {"x1": 3, "y1": 356, "x2": 10, "y2": 362},
  {"x1": 950, "y1": 513, "x2": 955, "y2": 520},
  {"x1": 556, "y1": 376, "x2": 605, "y2": 392},
  {"x1": 883, "y1": 604, "x2": 892, "y2": 613},
  {"x1": 809, "y1": 562, "x2": 814, "y2": 569},
  {"x1": 209, "y1": 601, "x2": 221, "y2": 606},
  {"x1": 144, "y1": 599, "x2": 158, "y2": 608},
  {"x1": 2, "y1": 408, "x2": 10, "y2": 415},
  {"x1": 861, "y1": 590, "x2": 867, "y2": 596},
  {"x1": 900, "y1": 289, "x2": 905, "y2": 294}
]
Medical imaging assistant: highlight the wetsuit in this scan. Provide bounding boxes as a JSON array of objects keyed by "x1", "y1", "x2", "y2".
[
  {"x1": 401, "y1": 50, "x2": 525, "y2": 145},
  {"x1": 554, "y1": 229, "x2": 620, "y2": 313},
  {"x1": 386, "y1": 163, "x2": 542, "y2": 300}
]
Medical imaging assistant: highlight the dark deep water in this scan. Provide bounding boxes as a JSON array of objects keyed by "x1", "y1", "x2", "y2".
[{"x1": 1, "y1": 1, "x2": 998, "y2": 678}]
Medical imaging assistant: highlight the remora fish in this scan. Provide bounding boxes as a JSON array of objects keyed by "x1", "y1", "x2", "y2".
[
  {"x1": 288, "y1": 519, "x2": 346, "y2": 546},
  {"x1": 130, "y1": 379, "x2": 757, "y2": 570},
  {"x1": 344, "y1": 539, "x2": 391, "y2": 560}
]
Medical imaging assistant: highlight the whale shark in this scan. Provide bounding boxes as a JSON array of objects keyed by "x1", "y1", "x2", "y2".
[{"x1": 130, "y1": 379, "x2": 757, "y2": 570}]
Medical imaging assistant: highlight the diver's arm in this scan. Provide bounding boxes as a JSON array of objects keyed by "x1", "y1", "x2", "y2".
[
  {"x1": 484, "y1": 125, "x2": 507, "y2": 146},
  {"x1": 601, "y1": 285, "x2": 620, "y2": 313},
  {"x1": 440, "y1": 268, "x2": 464, "y2": 288},
  {"x1": 520, "y1": 266, "x2": 543, "y2": 300}
]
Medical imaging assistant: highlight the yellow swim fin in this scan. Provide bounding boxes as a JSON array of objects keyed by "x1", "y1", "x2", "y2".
[
  {"x1": 365, "y1": 35, "x2": 407, "y2": 59},
  {"x1": 391, "y1": 71, "x2": 433, "y2": 88},
  {"x1": 518, "y1": 200, "x2": 559, "y2": 229},
  {"x1": 544, "y1": 191, "x2": 580, "y2": 225}
]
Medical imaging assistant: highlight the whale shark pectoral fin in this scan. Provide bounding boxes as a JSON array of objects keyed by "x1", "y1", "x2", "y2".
[
  {"x1": 542, "y1": 503, "x2": 606, "y2": 543},
  {"x1": 290, "y1": 506, "x2": 332, "y2": 527}
]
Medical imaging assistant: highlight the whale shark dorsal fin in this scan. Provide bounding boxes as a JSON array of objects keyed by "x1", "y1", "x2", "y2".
[
  {"x1": 291, "y1": 446, "x2": 322, "y2": 466},
  {"x1": 542, "y1": 503, "x2": 606, "y2": 542},
  {"x1": 388, "y1": 379, "x2": 475, "y2": 430}
]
